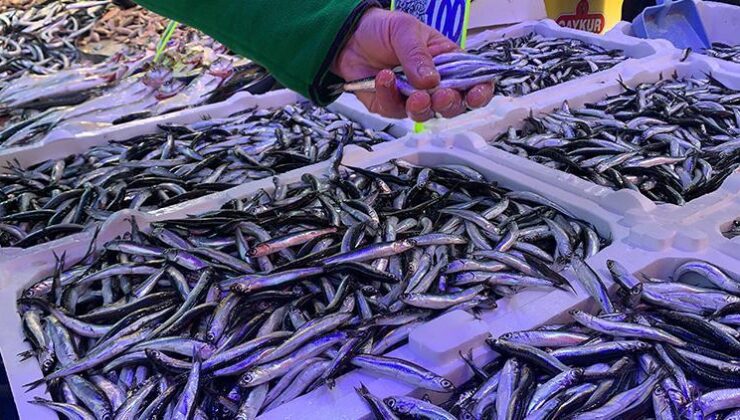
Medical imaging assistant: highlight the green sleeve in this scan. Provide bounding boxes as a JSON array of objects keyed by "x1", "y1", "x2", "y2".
[{"x1": 134, "y1": 0, "x2": 376, "y2": 105}]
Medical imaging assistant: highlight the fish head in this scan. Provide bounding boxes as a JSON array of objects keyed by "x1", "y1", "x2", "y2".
[
  {"x1": 208, "y1": 59, "x2": 234, "y2": 79},
  {"x1": 156, "y1": 79, "x2": 184, "y2": 100},
  {"x1": 144, "y1": 348, "x2": 161, "y2": 360},
  {"x1": 568, "y1": 309, "x2": 585, "y2": 318},
  {"x1": 144, "y1": 67, "x2": 172, "y2": 89},
  {"x1": 382, "y1": 397, "x2": 412, "y2": 414},
  {"x1": 399, "y1": 293, "x2": 417, "y2": 303},
  {"x1": 23, "y1": 286, "x2": 41, "y2": 298},
  {"x1": 632, "y1": 341, "x2": 653, "y2": 352},
  {"x1": 247, "y1": 244, "x2": 268, "y2": 258},
  {"x1": 41, "y1": 355, "x2": 56, "y2": 374},
  {"x1": 205, "y1": 331, "x2": 219, "y2": 344},
  {"x1": 238, "y1": 369, "x2": 259, "y2": 387},
  {"x1": 435, "y1": 376, "x2": 456, "y2": 392},
  {"x1": 231, "y1": 283, "x2": 253, "y2": 295},
  {"x1": 458, "y1": 409, "x2": 475, "y2": 420}
]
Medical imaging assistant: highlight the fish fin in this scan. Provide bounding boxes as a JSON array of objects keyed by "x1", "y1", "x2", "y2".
[
  {"x1": 17, "y1": 350, "x2": 36, "y2": 360},
  {"x1": 51, "y1": 251, "x2": 65, "y2": 306},
  {"x1": 523, "y1": 254, "x2": 576, "y2": 293},
  {"x1": 355, "y1": 382, "x2": 370, "y2": 396},
  {"x1": 28, "y1": 397, "x2": 51, "y2": 406},
  {"x1": 459, "y1": 349, "x2": 487, "y2": 381},
  {"x1": 470, "y1": 307, "x2": 484, "y2": 320},
  {"x1": 617, "y1": 76, "x2": 633, "y2": 92},
  {"x1": 354, "y1": 142, "x2": 374, "y2": 152},
  {"x1": 81, "y1": 225, "x2": 100, "y2": 264},
  {"x1": 23, "y1": 377, "x2": 47, "y2": 391}
]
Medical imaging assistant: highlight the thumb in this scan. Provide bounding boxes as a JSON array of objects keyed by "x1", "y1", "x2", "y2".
[{"x1": 389, "y1": 14, "x2": 440, "y2": 90}]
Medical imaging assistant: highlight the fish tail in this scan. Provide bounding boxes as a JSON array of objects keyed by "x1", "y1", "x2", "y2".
[{"x1": 23, "y1": 377, "x2": 47, "y2": 391}]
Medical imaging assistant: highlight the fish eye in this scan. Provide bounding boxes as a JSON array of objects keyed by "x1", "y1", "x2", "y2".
[
  {"x1": 386, "y1": 398, "x2": 396, "y2": 407},
  {"x1": 441, "y1": 379, "x2": 453, "y2": 388}
]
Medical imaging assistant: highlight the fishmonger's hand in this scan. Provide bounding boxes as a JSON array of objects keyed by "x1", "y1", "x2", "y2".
[{"x1": 332, "y1": 8, "x2": 494, "y2": 121}]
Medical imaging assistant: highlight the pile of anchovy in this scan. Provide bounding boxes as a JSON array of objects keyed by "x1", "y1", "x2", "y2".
[
  {"x1": 357, "y1": 259, "x2": 740, "y2": 419},
  {"x1": 17, "y1": 158, "x2": 607, "y2": 419},
  {"x1": 0, "y1": 104, "x2": 393, "y2": 248},
  {"x1": 0, "y1": 54, "x2": 275, "y2": 147},
  {"x1": 493, "y1": 76, "x2": 740, "y2": 205},
  {"x1": 468, "y1": 33, "x2": 628, "y2": 97},
  {"x1": 0, "y1": 0, "x2": 110, "y2": 79},
  {"x1": 706, "y1": 42, "x2": 740, "y2": 64}
]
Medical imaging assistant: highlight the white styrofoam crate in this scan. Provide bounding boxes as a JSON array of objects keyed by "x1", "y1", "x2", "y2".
[
  {"x1": 606, "y1": 0, "x2": 740, "y2": 73},
  {"x1": 644, "y1": 189, "x2": 739, "y2": 262},
  {"x1": 0, "y1": 89, "x2": 409, "y2": 262},
  {"x1": 2, "y1": 132, "x2": 725, "y2": 419},
  {"x1": 259, "y1": 140, "x2": 740, "y2": 420},
  {"x1": 455, "y1": 54, "x2": 740, "y2": 236},
  {"x1": 335, "y1": 18, "x2": 677, "y2": 134},
  {"x1": 0, "y1": 89, "x2": 408, "y2": 172}
]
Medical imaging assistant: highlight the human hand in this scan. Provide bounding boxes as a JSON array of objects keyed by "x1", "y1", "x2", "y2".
[{"x1": 331, "y1": 8, "x2": 494, "y2": 122}]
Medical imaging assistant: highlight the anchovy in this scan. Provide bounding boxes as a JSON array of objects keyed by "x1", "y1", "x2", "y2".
[
  {"x1": 495, "y1": 76, "x2": 740, "y2": 205},
  {"x1": 355, "y1": 383, "x2": 400, "y2": 420},
  {"x1": 351, "y1": 354, "x2": 456, "y2": 393},
  {"x1": 570, "y1": 310, "x2": 686, "y2": 346}
]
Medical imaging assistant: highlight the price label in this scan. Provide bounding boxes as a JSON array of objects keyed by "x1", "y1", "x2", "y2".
[{"x1": 391, "y1": 0, "x2": 472, "y2": 47}]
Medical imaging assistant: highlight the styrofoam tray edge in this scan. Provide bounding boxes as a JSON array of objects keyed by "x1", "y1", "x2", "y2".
[{"x1": 0, "y1": 138, "x2": 637, "y2": 419}]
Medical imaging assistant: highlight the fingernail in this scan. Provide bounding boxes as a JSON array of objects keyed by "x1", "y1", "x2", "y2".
[
  {"x1": 418, "y1": 64, "x2": 437, "y2": 80},
  {"x1": 381, "y1": 73, "x2": 393, "y2": 89}
]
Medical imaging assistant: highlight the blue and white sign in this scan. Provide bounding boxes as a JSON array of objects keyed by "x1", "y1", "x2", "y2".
[{"x1": 392, "y1": 0, "x2": 471, "y2": 46}]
